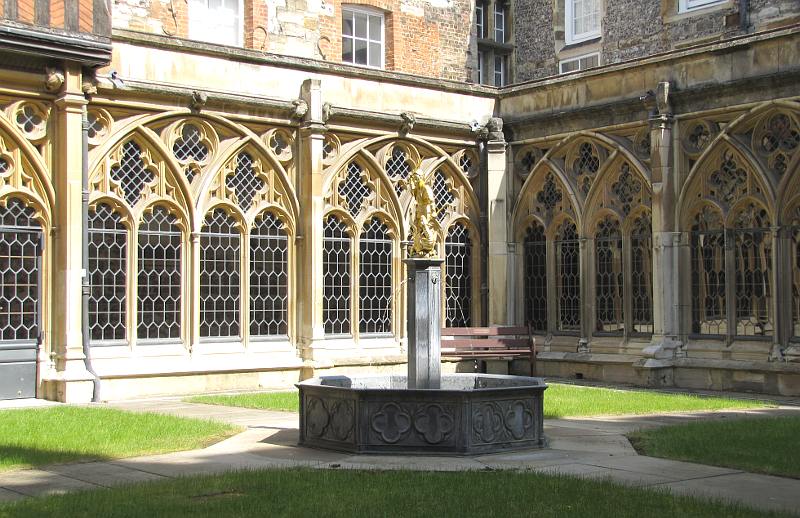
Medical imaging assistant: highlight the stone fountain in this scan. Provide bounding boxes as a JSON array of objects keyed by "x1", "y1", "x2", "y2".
[{"x1": 297, "y1": 170, "x2": 547, "y2": 455}]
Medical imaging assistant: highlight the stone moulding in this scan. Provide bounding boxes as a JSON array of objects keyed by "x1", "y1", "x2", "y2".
[{"x1": 297, "y1": 374, "x2": 547, "y2": 455}]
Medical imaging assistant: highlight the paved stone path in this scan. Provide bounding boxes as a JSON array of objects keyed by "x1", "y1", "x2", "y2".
[{"x1": 1, "y1": 398, "x2": 799, "y2": 514}]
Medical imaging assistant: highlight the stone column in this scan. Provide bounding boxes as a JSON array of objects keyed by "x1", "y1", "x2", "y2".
[
  {"x1": 771, "y1": 225, "x2": 789, "y2": 361},
  {"x1": 643, "y1": 81, "x2": 683, "y2": 362},
  {"x1": 46, "y1": 63, "x2": 95, "y2": 402},
  {"x1": 296, "y1": 79, "x2": 327, "y2": 362},
  {"x1": 406, "y1": 258, "x2": 443, "y2": 389},
  {"x1": 484, "y1": 117, "x2": 509, "y2": 325}
]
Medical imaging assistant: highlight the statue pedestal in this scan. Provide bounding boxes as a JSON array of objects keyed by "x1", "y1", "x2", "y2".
[{"x1": 406, "y1": 258, "x2": 443, "y2": 389}]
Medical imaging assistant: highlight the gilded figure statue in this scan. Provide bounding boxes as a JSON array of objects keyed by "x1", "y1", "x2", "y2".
[{"x1": 401, "y1": 169, "x2": 441, "y2": 258}]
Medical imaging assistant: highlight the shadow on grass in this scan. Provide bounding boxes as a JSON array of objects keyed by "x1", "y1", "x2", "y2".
[{"x1": 0, "y1": 445, "x2": 113, "y2": 472}]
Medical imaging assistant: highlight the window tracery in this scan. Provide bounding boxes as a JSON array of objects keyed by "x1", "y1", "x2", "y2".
[
  {"x1": 753, "y1": 112, "x2": 800, "y2": 176},
  {"x1": 338, "y1": 162, "x2": 372, "y2": 217},
  {"x1": 88, "y1": 203, "x2": 127, "y2": 342},
  {"x1": 323, "y1": 215, "x2": 351, "y2": 335},
  {"x1": 572, "y1": 142, "x2": 601, "y2": 195},
  {"x1": 594, "y1": 217, "x2": 624, "y2": 334},
  {"x1": 523, "y1": 223, "x2": 547, "y2": 332},
  {"x1": 226, "y1": 152, "x2": 266, "y2": 213},
  {"x1": 445, "y1": 222, "x2": 472, "y2": 327},
  {"x1": 250, "y1": 212, "x2": 289, "y2": 337},
  {"x1": 359, "y1": 218, "x2": 393, "y2": 334},
  {"x1": 555, "y1": 220, "x2": 580, "y2": 332},
  {"x1": 732, "y1": 203, "x2": 772, "y2": 337},
  {"x1": 110, "y1": 141, "x2": 155, "y2": 207},
  {"x1": 690, "y1": 206, "x2": 726, "y2": 336},
  {"x1": 200, "y1": 209, "x2": 241, "y2": 339}
]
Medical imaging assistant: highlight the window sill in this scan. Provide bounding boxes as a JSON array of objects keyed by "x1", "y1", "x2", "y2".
[
  {"x1": 477, "y1": 38, "x2": 515, "y2": 53},
  {"x1": 664, "y1": 1, "x2": 733, "y2": 24},
  {"x1": 560, "y1": 36, "x2": 601, "y2": 52}
]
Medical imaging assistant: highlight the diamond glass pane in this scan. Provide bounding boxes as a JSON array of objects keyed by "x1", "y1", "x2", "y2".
[
  {"x1": 250, "y1": 212, "x2": 288, "y2": 336},
  {"x1": 595, "y1": 218, "x2": 623, "y2": 334},
  {"x1": 555, "y1": 221, "x2": 580, "y2": 332},
  {"x1": 172, "y1": 124, "x2": 209, "y2": 163},
  {"x1": 226, "y1": 152, "x2": 265, "y2": 213},
  {"x1": 200, "y1": 209, "x2": 240, "y2": 338},
  {"x1": 324, "y1": 216, "x2": 351, "y2": 334},
  {"x1": 359, "y1": 218, "x2": 392, "y2": 334},
  {"x1": 137, "y1": 207, "x2": 182, "y2": 340},
  {"x1": 0, "y1": 199, "x2": 40, "y2": 342},
  {"x1": 459, "y1": 153, "x2": 474, "y2": 177},
  {"x1": 433, "y1": 171, "x2": 455, "y2": 221},
  {"x1": 630, "y1": 216, "x2": 653, "y2": 335},
  {"x1": 690, "y1": 211, "x2": 726, "y2": 335},
  {"x1": 110, "y1": 141, "x2": 154, "y2": 207},
  {"x1": 87, "y1": 113, "x2": 103, "y2": 140},
  {"x1": 733, "y1": 209, "x2": 772, "y2": 337},
  {"x1": 16, "y1": 105, "x2": 42, "y2": 134},
  {"x1": 0, "y1": 158, "x2": 8, "y2": 174},
  {"x1": 89, "y1": 204, "x2": 127, "y2": 342},
  {"x1": 386, "y1": 147, "x2": 411, "y2": 195},
  {"x1": 445, "y1": 222, "x2": 472, "y2": 327},
  {"x1": 524, "y1": 223, "x2": 547, "y2": 332},
  {"x1": 338, "y1": 162, "x2": 370, "y2": 217},
  {"x1": 793, "y1": 227, "x2": 800, "y2": 340}
]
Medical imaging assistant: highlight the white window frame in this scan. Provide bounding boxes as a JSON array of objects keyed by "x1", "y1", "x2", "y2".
[
  {"x1": 494, "y1": 2, "x2": 505, "y2": 43},
  {"x1": 559, "y1": 52, "x2": 600, "y2": 74},
  {"x1": 188, "y1": 0, "x2": 243, "y2": 46},
  {"x1": 678, "y1": 0, "x2": 725, "y2": 12},
  {"x1": 494, "y1": 54, "x2": 505, "y2": 86},
  {"x1": 565, "y1": 0, "x2": 601, "y2": 44},
  {"x1": 476, "y1": 1, "x2": 486, "y2": 39},
  {"x1": 342, "y1": 6, "x2": 385, "y2": 69},
  {"x1": 477, "y1": 51, "x2": 484, "y2": 84}
]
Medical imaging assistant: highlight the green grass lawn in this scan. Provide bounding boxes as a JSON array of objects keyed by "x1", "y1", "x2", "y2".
[
  {"x1": 0, "y1": 407, "x2": 240, "y2": 472},
  {"x1": 186, "y1": 383, "x2": 769, "y2": 418},
  {"x1": 629, "y1": 416, "x2": 800, "y2": 478},
  {"x1": 0, "y1": 468, "x2": 791, "y2": 518}
]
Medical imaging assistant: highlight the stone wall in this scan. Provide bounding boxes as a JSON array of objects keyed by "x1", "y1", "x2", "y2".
[
  {"x1": 112, "y1": 0, "x2": 474, "y2": 81},
  {"x1": 514, "y1": 0, "x2": 800, "y2": 83}
]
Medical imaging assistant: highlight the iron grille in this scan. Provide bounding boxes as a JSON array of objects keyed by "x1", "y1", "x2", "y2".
[
  {"x1": 359, "y1": 218, "x2": 392, "y2": 334},
  {"x1": 385, "y1": 147, "x2": 411, "y2": 195},
  {"x1": 89, "y1": 203, "x2": 127, "y2": 342},
  {"x1": 524, "y1": 223, "x2": 547, "y2": 332},
  {"x1": 555, "y1": 221, "x2": 580, "y2": 332},
  {"x1": 690, "y1": 210, "x2": 726, "y2": 336},
  {"x1": 733, "y1": 207, "x2": 772, "y2": 337},
  {"x1": 338, "y1": 162, "x2": 370, "y2": 217},
  {"x1": 630, "y1": 215, "x2": 653, "y2": 335},
  {"x1": 110, "y1": 141, "x2": 154, "y2": 207},
  {"x1": 595, "y1": 217, "x2": 624, "y2": 334},
  {"x1": 137, "y1": 206, "x2": 182, "y2": 340},
  {"x1": 250, "y1": 212, "x2": 289, "y2": 336},
  {"x1": 0, "y1": 198, "x2": 40, "y2": 341},
  {"x1": 200, "y1": 209, "x2": 240, "y2": 338},
  {"x1": 445, "y1": 222, "x2": 472, "y2": 327},
  {"x1": 323, "y1": 216, "x2": 351, "y2": 334},
  {"x1": 433, "y1": 171, "x2": 455, "y2": 221},
  {"x1": 226, "y1": 152, "x2": 265, "y2": 213},
  {"x1": 793, "y1": 227, "x2": 800, "y2": 340}
]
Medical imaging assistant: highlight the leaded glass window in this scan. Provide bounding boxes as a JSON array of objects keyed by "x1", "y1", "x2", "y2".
[
  {"x1": 359, "y1": 218, "x2": 392, "y2": 334},
  {"x1": 690, "y1": 208, "x2": 726, "y2": 335},
  {"x1": 595, "y1": 217, "x2": 623, "y2": 334},
  {"x1": 226, "y1": 152, "x2": 265, "y2": 213},
  {"x1": 733, "y1": 205, "x2": 772, "y2": 337},
  {"x1": 445, "y1": 222, "x2": 472, "y2": 327},
  {"x1": 200, "y1": 209, "x2": 240, "y2": 339},
  {"x1": 339, "y1": 162, "x2": 370, "y2": 217},
  {"x1": 630, "y1": 215, "x2": 653, "y2": 335},
  {"x1": 524, "y1": 223, "x2": 547, "y2": 332},
  {"x1": 137, "y1": 206, "x2": 182, "y2": 340},
  {"x1": 555, "y1": 220, "x2": 580, "y2": 332},
  {"x1": 110, "y1": 141, "x2": 154, "y2": 207},
  {"x1": 792, "y1": 227, "x2": 800, "y2": 340},
  {"x1": 385, "y1": 147, "x2": 411, "y2": 195},
  {"x1": 323, "y1": 216, "x2": 351, "y2": 334},
  {"x1": 173, "y1": 124, "x2": 209, "y2": 183},
  {"x1": 89, "y1": 204, "x2": 127, "y2": 342},
  {"x1": 0, "y1": 199, "x2": 41, "y2": 342},
  {"x1": 250, "y1": 212, "x2": 289, "y2": 337},
  {"x1": 433, "y1": 171, "x2": 455, "y2": 221}
]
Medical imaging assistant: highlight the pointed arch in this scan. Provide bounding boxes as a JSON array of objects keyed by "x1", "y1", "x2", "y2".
[
  {"x1": 512, "y1": 159, "x2": 582, "y2": 238},
  {"x1": 582, "y1": 156, "x2": 652, "y2": 236}
]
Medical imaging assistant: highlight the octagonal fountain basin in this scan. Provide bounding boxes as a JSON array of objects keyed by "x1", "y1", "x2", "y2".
[{"x1": 297, "y1": 374, "x2": 547, "y2": 455}]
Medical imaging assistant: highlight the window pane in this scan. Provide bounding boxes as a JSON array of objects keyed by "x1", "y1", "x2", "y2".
[
  {"x1": 368, "y1": 42, "x2": 381, "y2": 67},
  {"x1": 343, "y1": 14, "x2": 353, "y2": 36},
  {"x1": 354, "y1": 38, "x2": 368, "y2": 65},
  {"x1": 342, "y1": 37, "x2": 353, "y2": 63},
  {"x1": 369, "y1": 15, "x2": 382, "y2": 42},
  {"x1": 354, "y1": 12, "x2": 368, "y2": 38}
]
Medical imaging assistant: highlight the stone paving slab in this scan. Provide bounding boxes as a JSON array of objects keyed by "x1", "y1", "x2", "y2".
[
  {"x1": 582, "y1": 454, "x2": 742, "y2": 480},
  {"x1": 0, "y1": 487, "x2": 25, "y2": 503},
  {"x1": 0, "y1": 468, "x2": 100, "y2": 496},
  {"x1": 658, "y1": 472, "x2": 800, "y2": 513},
  {"x1": 45, "y1": 461, "x2": 168, "y2": 487}
]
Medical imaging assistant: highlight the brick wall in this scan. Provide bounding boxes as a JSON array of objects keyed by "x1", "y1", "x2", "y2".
[{"x1": 113, "y1": 0, "x2": 475, "y2": 81}]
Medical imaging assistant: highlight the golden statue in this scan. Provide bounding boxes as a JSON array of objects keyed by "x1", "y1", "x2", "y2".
[{"x1": 401, "y1": 169, "x2": 441, "y2": 258}]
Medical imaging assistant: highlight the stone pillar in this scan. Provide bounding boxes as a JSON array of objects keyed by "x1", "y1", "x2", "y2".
[
  {"x1": 46, "y1": 63, "x2": 95, "y2": 402},
  {"x1": 406, "y1": 258, "x2": 443, "y2": 389},
  {"x1": 296, "y1": 79, "x2": 327, "y2": 361},
  {"x1": 643, "y1": 81, "x2": 683, "y2": 362},
  {"x1": 578, "y1": 236, "x2": 590, "y2": 353},
  {"x1": 771, "y1": 225, "x2": 789, "y2": 361},
  {"x1": 484, "y1": 117, "x2": 509, "y2": 325}
]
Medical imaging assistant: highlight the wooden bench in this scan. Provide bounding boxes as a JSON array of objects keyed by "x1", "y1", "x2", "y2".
[{"x1": 440, "y1": 326, "x2": 537, "y2": 376}]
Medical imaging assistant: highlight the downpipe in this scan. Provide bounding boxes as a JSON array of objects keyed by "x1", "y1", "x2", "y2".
[{"x1": 82, "y1": 106, "x2": 100, "y2": 402}]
